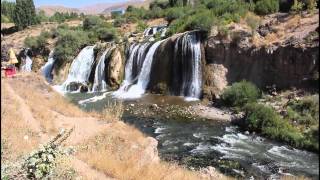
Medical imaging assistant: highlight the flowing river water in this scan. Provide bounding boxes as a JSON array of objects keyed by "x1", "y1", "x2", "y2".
[{"x1": 66, "y1": 92, "x2": 319, "y2": 180}]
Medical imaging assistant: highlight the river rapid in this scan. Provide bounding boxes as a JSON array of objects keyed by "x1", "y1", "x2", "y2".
[{"x1": 66, "y1": 92, "x2": 319, "y2": 180}]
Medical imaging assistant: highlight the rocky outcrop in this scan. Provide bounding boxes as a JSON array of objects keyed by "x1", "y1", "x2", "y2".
[
  {"x1": 203, "y1": 12, "x2": 319, "y2": 101},
  {"x1": 107, "y1": 47, "x2": 124, "y2": 90}
]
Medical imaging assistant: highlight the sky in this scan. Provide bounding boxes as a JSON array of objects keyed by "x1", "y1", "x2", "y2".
[{"x1": 9, "y1": 0, "x2": 129, "y2": 8}]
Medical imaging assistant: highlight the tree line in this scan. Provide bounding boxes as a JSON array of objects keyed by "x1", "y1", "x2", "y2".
[{"x1": 1, "y1": 0, "x2": 81, "y2": 30}]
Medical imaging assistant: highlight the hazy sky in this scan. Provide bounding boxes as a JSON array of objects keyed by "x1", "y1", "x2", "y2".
[{"x1": 28, "y1": 0, "x2": 128, "y2": 8}]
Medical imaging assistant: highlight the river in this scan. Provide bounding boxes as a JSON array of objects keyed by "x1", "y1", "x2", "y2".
[{"x1": 66, "y1": 92, "x2": 319, "y2": 180}]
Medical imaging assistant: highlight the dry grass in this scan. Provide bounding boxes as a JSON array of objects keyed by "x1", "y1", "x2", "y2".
[
  {"x1": 2, "y1": 73, "x2": 230, "y2": 179},
  {"x1": 1, "y1": 83, "x2": 40, "y2": 162},
  {"x1": 77, "y1": 123, "x2": 230, "y2": 180}
]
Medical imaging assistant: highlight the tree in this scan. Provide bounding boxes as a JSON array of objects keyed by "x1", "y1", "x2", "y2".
[
  {"x1": 14, "y1": 0, "x2": 39, "y2": 29},
  {"x1": 1, "y1": 0, "x2": 16, "y2": 22}
]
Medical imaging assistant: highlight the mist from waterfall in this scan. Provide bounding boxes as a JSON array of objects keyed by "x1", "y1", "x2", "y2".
[
  {"x1": 113, "y1": 40, "x2": 163, "y2": 99},
  {"x1": 172, "y1": 32, "x2": 202, "y2": 100},
  {"x1": 41, "y1": 50, "x2": 55, "y2": 83}
]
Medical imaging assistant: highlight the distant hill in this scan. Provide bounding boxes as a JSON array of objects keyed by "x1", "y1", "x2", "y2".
[
  {"x1": 101, "y1": 0, "x2": 151, "y2": 14},
  {"x1": 37, "y1": 5, "x2": 80, "y2": 16},
  {"x1": 37, "y1": 0, "x2": 152, "y2": 16}
]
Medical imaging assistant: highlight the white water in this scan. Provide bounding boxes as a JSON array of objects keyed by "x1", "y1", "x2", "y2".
[
  {"x1": 21, "y1": 50, "x2": 33, "y2": 72},
  {"x1": 176, "y1": 33, "x2": 202, "y2": 100},
  {"x1": 58, "y1": 46, "x2": 95, "y2": 92},
  {"x1": 41, "y1": 50, "x2": 55, "y2": 83},
  {"x1": 143, "y1": 26, "x2": 167, "y2": 37},
  {"x1": 92, "y1": 48, "x2": 112, "y2": 92},
  {"x1": 113, "y1": 41, "x2": 163, "y2": 99}
]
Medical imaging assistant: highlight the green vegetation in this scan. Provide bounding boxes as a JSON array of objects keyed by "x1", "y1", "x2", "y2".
[
  {"x1": 49, "y1": 12, "x2": 79, "y2": 23},
  {"x1": 13, "y1": 0, "x2": 39, "y2": 30},
  {"x1": 245, "y1": 12, "x2": 261, "y2": 35},
  {"x1": 1, "y1": 0, "x2": 16, "y2": 22},
  {"x1": 243, "y1": 103, "x2": 306, "y2": 148},
  {"x1": 24, "y1": 31, "x2": 51, "y2": 53},
  {"x1": 221, "y1": 80, "x2": 318, "y2": 152},
  {"x1": 53, "y1": 27, "x2": 91, "y2": 69},
  {"x1": 291, "y1": 0, "x2": 304, "y2": 14},
  {"x1": 254, "y1": 0, "x2": 279, "y2": 15},
  {"x1": 221, "y1": 80, "x2": 261, "y2": 108}
]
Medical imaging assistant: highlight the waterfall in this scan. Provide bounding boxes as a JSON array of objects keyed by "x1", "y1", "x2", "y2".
[
  {"x1": 113, "y1": 40, "x2": 164, "y2": 99},
  {"x1": 172, "y1": 32, "x2": 202, "y2": 100},
  {"x1": 58, "y1": 46, "x2": 95, "y2": 92},
  {"x1": 143, "y1": 25, "x2": 167, "y2": 37},
  {"x1": 41, "y1": 50, "x2": 55, "y2": 83},
  {"x1": 92, "y1": 48, "x2": 113, "y2": 92},
  {"x1": 21, "y1": 49, "x2": 32, "y2": 72}
]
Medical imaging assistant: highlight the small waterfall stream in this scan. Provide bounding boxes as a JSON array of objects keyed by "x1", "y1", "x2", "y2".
[
  {"x1": 54, "y1": 46, "x2": 95, "y2": 93},
  {"x1": 92, "y1": 48, "x2": 113, "y2": 92},
  {"x1": 21, "y1": 49, "x2": 33, "y2": 72},
  {"x1": 172, "y1": 32, "x2": 202, "y2": 100},
  {"x1": 113, "y1": 40, "x2": 164, "y2": 99},
  {"x1": 41, "y1": 50, "x2": 55, "y2": 83}
]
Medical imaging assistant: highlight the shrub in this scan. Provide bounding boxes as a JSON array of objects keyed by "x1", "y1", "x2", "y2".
[
  {"x1": 243, "y1": 103, "x2": 305, "y2": 148},
  {"x1": 306, "y1": 0, "x2": 317, "y2": 13},
  {"x1": 286, "y1": 95, "x2": 319, "y2": 126},
  {"x1": 184, "y1": 10, "x2": 216, "y2": 34},
  {"x1": 255, "y1": 0, "x2": 279, "y2": 15},
  {"x1": 221, "y1": 80, "x2": 261, "y2": 107},
  {"x1": 1, "y1": 14, "x2": 10, "y2": 23},
  {"x1": 165, "y1": 7, "x2": 186, "y2": 23},
  {"x1": 291, "y1": 0, "x2": 304, "y2": 14},
  {"x1": 24, "y1": 31, "x2": 51, "y2": 52},
  {"x1": 136, "y1": 20, "x2": 148, "y2": 33},
  {"x1": 83, "y1": 16, "x2": 104, "y2": 30},
  {"x1": 245, "y1": 12, "x2": 261, "y2": 35},
  {"x1": 113, "y1": 17, "x2": 126, "y2": 27},
  {"x1": 95, "y1": 26, "x2": 118, "y2": 42}
]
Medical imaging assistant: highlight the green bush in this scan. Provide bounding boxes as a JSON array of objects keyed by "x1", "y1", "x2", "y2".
[
  {"x1": 53, "y1": 30, "x2": 91, "y2": 69},
  {"x1": 24, "y1": 31, "x2": 51, "y2": 52},
  {"x1": 286, "y1": 95, "x2": 319, "y2": 126},
  {"x1": 1, "y1": 14, "x2": 11, "y2": 23},
  {"x1": 165, "y1": 7, "x2": 186, "y2": 23},
  {"x1": 255, "y1": 0, "x2": 279, "y2": 15},
  {"x1": 136, "y1": 20, "x2": 148, "y2": 33},
  {"x1": 243, "y1": 103, "x2": 305, "y2": 148},
  {"x1": 184, "y1": 10, "x2": 216, "y2": 34},
  {"x1": 95, "y1": 26, "x2": 118, "y2": 42},
  {"x1": 221, "y1": 80, "x2": 261, "y2": 107},
  {"x1": 113, "y1": 17, "x2": 126, "y2": 27},
  {"x1": 83, "y1": 16, "x2": 104, "y2": 30}
]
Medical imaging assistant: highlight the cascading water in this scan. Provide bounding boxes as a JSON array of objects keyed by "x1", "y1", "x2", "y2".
[
  {"x1": 21, "y1": 49, "x2": 33, "y2": 72},
  {"x1": 41, "y1": 50, "x2": 55, "y2": 83},
  {"x1": 143, "y1": 26, "x2": 167, "y2": 37},
  {"x1": 171, "y1": 32, "x2": 202, "y2": 100},
  {"x1": 54, "y1": 46, "x2": 95, "y2": 93},
  {"x1": 113, "y1": 40, "x2": 164, "y2": 99},
  {"x1": 92, "y1": 48, "x2": 113, "y2": 92}
]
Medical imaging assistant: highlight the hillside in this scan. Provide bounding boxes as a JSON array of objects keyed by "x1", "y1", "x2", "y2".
[
  {"x1": 37, "y1": 0, "x2": 151, "y2": 15},
  {"x1": 37, "y1": 5, "x2": 80, "y2": 16}
]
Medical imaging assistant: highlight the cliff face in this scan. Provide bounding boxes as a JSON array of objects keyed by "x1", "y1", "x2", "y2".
[{"x1": 203, "y1": 12, "x2": 319, "y2": 101}]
